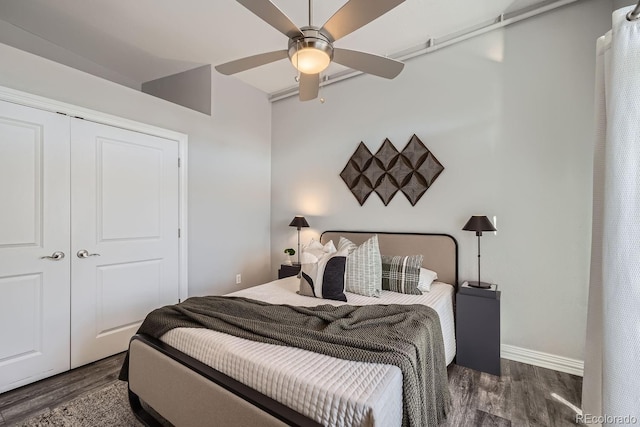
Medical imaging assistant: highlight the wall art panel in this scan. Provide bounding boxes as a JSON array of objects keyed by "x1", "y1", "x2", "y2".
[{"x1": 340, "y1": 134, "x2": 444, "y2": 206}]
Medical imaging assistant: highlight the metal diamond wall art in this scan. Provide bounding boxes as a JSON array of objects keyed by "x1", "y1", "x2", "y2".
[{"x1": 340, "y1": 135, "x2": 444, "y2": 206}]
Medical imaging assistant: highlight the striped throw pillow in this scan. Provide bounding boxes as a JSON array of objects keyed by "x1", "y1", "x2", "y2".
[
  {"x1": 381, "y1": 255, "x2": 424, "y2": 295},
  {"x1": 340, "y1": 235, "x2": 382, "y2": 297}
]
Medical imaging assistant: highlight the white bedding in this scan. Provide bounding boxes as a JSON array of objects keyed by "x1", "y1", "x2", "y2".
[{"x1": 160, "y1": 277, "x2": 456, "y2": 427}]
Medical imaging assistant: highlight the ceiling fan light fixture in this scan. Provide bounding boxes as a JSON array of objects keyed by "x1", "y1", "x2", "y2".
[
  {"x1": 217, "y1": 0, "x2": 407, "y2": 101},
  {"x1": 288, "y1": 27, "x2": 333, "y2": 75},
  {"x1": 290, "y1": 47, "x2": 331, "y2": 74}
]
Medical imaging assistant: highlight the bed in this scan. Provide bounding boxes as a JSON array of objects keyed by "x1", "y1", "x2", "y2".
[{"x1": 124, "y1": 231, "x2": 458, "y2": 427}]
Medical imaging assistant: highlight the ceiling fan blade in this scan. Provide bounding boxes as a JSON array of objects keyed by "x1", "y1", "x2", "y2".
[
  {"x1": 237, "y1": 0, "x2": 303, "y2": 39},
  {"x1": 321, "y1": 0, "x2": 405, "y2": 42},
  {"x1": 333, "y1": 48, "x2": 404, "y2": 79},
  {"x1": 299, "y1": 73, "x2": 320, "y2": 101},
  {"x1": 215, "y1": 50, "x2": 288, "y2": 75}
]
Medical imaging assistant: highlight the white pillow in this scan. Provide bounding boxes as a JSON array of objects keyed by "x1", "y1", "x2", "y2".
[
  {"x1": 323, "y1": 240, "x2": 337, "y2": 253},
  {"x1": 301, "y1": 239, "x2": 337, "y2": 263},
  {"x1": 417, "y1": 268, "x2": 438, "y2": 292}
]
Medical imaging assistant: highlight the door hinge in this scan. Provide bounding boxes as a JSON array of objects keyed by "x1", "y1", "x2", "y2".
[
  {"x1": 178, "y1": 157, "x2": 181, "y2": 168},
  {"x1": 178, "y1": 228, "x2": 181, "y2": 238}
]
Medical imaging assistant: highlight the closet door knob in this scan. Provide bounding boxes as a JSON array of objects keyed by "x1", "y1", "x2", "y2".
[
  {"x1": 77, "y1": 249, "x2": 101, "y2": 259},
  {"x1": 41, "y1": 251, "x2": 65, "y2": 260}
]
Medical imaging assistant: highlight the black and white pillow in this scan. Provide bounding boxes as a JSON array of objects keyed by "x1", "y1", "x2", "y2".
[
  {"x1": 298, "y1": 249, "x2": 348, "y2": 301},
  {"x1": 381, "y1": 255, "x2": 424, "y2": 295}
]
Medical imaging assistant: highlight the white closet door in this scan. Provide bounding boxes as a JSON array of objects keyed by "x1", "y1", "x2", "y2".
[
  {"x1": 70, "y1": 119, "x2": 179, "y2": 368},
  {"x1": 0, "y1": 101, "x2": 70, "y2": 392}
]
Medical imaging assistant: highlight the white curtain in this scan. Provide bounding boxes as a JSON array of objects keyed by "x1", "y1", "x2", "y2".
[{"x1": 583, "y1": 6, "x2": 640, "y2": 425}]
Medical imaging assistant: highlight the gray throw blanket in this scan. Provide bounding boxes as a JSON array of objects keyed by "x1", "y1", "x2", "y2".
[{"x1": 120, "y1": 296, "x2": 451, "y2": 426}]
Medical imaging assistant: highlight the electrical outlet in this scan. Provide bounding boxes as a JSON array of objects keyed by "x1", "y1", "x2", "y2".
[{"x1": 236, "y1": 274, "x2": 241, "y2": 284}]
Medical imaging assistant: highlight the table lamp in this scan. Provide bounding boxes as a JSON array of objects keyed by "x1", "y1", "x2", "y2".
[
  {"x1": 288, "y1": 216, "x2": 309, "y2": 265},
  {"x1": 462, "y1": 215, "x2": 497, "y2": 288}
]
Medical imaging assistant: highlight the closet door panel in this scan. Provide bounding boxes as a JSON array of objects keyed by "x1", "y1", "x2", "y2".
[
  {"x1": 70, "y1": 119, "x2": 179, "y2": 368},
  {"x1": 0, "y1": 101, "x2": 70, "y2": 393}
]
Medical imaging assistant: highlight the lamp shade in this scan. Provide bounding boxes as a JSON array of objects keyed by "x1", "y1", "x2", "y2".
[
  {"x1": 289, "y1": 216, "x2": 309, "y2": 230},
  {"x1": 462, "y1": 216, "x2": 496, "y2": 232}
]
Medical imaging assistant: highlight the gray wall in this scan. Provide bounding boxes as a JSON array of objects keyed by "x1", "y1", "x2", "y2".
[
  {"x1": 270, "y1": 0, "x2": 611, "y2": 361},
  {"x1": 0, "y1": 42, "x2": 272, "y2": 297},
  {"x1": 142, "y1": 65, "x2": 212, "y2": 115},
  {"x1": 0, "y1": 18, "x2": 140, "y2": 89}
]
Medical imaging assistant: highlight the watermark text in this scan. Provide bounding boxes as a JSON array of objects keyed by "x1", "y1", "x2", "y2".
[{"x1": 577, "y1": 414, "x2": 638, "y2": 424}]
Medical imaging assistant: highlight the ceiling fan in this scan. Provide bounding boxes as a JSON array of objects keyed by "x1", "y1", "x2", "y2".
[{"x1": 215, "y1": 0, "x2": 406, "y2": 101}]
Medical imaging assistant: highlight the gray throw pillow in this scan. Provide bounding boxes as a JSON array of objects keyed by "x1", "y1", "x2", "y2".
[{"x1": 381, "y1": 254, "x2": 424, "y2": 295}]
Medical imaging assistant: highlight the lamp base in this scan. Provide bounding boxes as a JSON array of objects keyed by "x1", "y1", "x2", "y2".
[{"x1": 466, "y1": 281, "x2": 493, "y2": 289}]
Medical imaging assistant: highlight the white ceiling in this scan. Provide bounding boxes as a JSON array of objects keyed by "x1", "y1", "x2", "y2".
[{"x1": 0, "y1": 0, "x2": 557, "y2": 95}]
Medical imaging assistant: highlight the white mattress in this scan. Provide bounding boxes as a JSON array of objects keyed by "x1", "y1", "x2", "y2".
[{"x1": 160, "y1": 277, "x2": 456, "y2": 427}]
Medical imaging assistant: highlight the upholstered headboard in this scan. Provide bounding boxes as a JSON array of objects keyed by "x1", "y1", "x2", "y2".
[{"x1": 320, "y1": 231, "x2": 458, "y2": 287}]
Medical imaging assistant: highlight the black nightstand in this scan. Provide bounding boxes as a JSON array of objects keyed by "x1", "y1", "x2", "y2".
[
  {"x1": 278, "y1": 264, "x2": 301, "y2": 279},
  {"x1": 456, "y1": 283, "x2": 501, "y2": 376}
]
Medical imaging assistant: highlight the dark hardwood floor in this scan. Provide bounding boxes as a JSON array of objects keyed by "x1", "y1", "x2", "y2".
[
  {"x1": 442, "y1": 361, "x2": 582, "y2": 426},
  {"x1": 0, "y1": 353, "x2": 126, "y2": 426},
  {"x1": 0, "y1": 354, "x2": 582, "y2": 426}
]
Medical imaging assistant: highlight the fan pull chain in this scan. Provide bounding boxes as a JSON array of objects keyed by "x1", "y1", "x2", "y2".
[
  {"x1": 319, "y1": 74, "x2": 326, "y2": 104},
  {"x1": 294, "y1": 39, "x2": 301, "y2": 82}
]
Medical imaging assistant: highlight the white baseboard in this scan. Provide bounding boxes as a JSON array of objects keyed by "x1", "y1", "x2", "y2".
[{"x1": 501, "y1": 344, "x2": 584, "y2": 377}]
